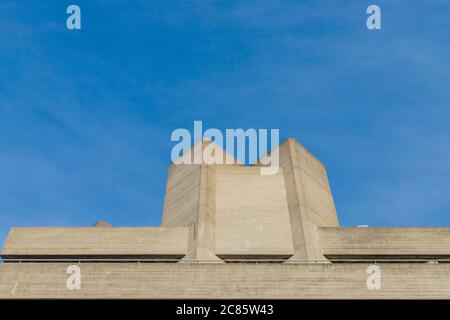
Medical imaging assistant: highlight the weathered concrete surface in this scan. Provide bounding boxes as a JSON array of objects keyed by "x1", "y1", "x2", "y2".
[
  {"x1": 265, "y1": 138, "x2": 340, "y2": 261},
  {"x1": 215, "y1": 166, "x2": 294, "y2": 258},
  {"x1": 1, "y1": 262, "x2": 450, "y2": 299},
  {"x1": 319, "y1": 227, "x2": 450, "y2": 258},
  {"x1": 1, "y1": 227, "x2": 188, "y2": 258},
  {"x1": 162, "y1": 141, "x2": 242, "y2": 261},
  {"x1": 162, "y1": 164, "x2": 201, "y2": 227},
  {"x1": 187, "y1": 164, "x2": 221, "y2": 261}
]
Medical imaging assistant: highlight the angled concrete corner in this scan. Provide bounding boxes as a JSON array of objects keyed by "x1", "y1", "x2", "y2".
[
  {"x1": 182, "y1": 164, "x2": 222, "y2": 262},
  {"x1": 162, "y1": 140, "x2": 242, "y2": 262},
  {"x1": 275, "y1": 138, "x2": 339, "y2": 261},
  {"x1": 162, "y1": 162, "x2": 221, "y2": 262}
]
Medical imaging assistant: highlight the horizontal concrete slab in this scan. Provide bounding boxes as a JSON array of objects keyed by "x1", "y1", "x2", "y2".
[
  {"x1": 1, "y1": 262, "x2": 450, "y2": 298},
  {"x1": 1, "y1": 227, "x2": 189, "y2": 258},
  {"x1": 319, "y1": 227, "x2": 450, "y2": 259}
]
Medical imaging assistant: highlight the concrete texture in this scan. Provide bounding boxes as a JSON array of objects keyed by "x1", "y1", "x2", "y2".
[
  {"x1": 1, "y1": 262, "x2": 450, "y2": 299},
  {"x1": 273, "y1": 138, "x2": 339, "y2": 261},
  {"x1": 319, "y1": 227, "x2": 450, "y2": 259},
  {"x1": 2, "y1": 227, "x2": 188, "y2": 258},
  {"x1": 214, "y1": 166, "x2": 294, "y2": 258}
]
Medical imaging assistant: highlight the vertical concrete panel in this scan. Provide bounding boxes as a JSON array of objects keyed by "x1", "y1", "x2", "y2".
[
  {"x1": 162, "y1": 164, "x2": 201, "y2": 227},
  {"x1": 276, "y1": 138, "x2": 339, "y2": 261},
  {"x1": 214, "y1": 166, "x2": 295, "y2": 257}
]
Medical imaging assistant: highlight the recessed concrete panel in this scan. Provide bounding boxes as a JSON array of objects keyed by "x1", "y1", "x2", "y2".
[{"x1": 214, "y1": 166, "x2": 295, "y2": 258}]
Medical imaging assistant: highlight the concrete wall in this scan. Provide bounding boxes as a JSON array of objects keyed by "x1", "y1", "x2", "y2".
[
  {"x1": 1, "y1": 262, "x2": 450, "y2": 299},
  {"x1": 162, "y1": 164, "x2": 201, "y2": 227},
  {"x1": 263, "y1": 138, "x2": 340, "y2": 261},
  {"x1": 290, "y1": 140, "x2": 339, "y2": 227},
  {"x1": 161, "y1": 141, "x2": 242, "y2": 261},
  {"x1": 319, "y1": 227, "x2": 450, "y2": 258},
  {"x1": 1, "y1": 227, "x2": 188, "y2": 258},
  {"x1": 214, "y1": 166, "x2": 294, "y2": 258}
]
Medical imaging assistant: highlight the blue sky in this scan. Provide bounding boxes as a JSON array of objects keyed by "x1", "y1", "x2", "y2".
[{"x1": 0, "y1": 1, "x2": 449, "y2": 246}]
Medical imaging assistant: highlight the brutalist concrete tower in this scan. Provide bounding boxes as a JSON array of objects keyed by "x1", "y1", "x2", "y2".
[{"x1": 1, "y1": 138, "x2": 450, "y2": 298}]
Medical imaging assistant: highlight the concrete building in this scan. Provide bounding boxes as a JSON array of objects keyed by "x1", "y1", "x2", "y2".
[{"x1": 1, "y1": 137, "x2": 450, "y2": 298}]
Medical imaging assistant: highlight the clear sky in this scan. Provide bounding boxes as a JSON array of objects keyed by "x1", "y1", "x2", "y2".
[{"x1": 0, "y1": 1, "x2": 449, "y2": 246}]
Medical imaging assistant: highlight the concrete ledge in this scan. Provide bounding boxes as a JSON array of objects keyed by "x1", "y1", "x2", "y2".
[
  {"x1": 319, "y1": 227, "x2": 450, "y2": 258},
  {"x1": 1, "y1": 227, "x2": 189, "y2": 258},
  {"x1": 1, "y1": 262, "x2": 450, "y2": 298}
]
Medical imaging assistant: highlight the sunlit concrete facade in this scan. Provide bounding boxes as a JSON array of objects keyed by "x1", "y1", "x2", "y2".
[{"x1": 1, "y1": 138, "x2": 450, "y2": 298}]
